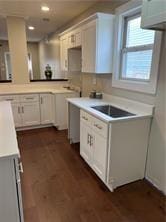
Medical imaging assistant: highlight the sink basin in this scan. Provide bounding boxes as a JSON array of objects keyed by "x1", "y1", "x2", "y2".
[{"x1": 91, "y1": 105, "x2": 135, "y2": 118}]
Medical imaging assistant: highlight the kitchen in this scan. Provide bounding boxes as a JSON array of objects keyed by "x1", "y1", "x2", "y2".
[{"x1": 0, "y1": 0, "x2": 165, "y2": 222}]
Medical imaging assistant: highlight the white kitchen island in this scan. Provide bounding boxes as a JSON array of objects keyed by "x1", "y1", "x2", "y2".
[
  {"x1": 67, "y1": 94, "x2": 154, "y2": 191},
  {"x1": 0, "y1": 101, "x2": 24, "y2": 222}
]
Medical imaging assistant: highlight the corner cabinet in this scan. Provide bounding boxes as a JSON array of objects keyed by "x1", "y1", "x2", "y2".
[{"x1": 141, "y1": 0, "x2": 166, "y2": 30}]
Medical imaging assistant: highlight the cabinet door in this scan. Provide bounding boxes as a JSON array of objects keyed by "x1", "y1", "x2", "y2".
[
  {"x1": 60, "y1": 35, "x2": 68, "y2": 71},
  {"x1": 92, "y1": 132, "x2": 107, "y2": 182},
  {"x1": 141, "y1": 0, "x2": 166, "y2": 28},
  {"x1": 11, "y1": 104, "x2": 22, "y2": 127},
  {"x1": 82, "y1": 21, "x2": 96, "y2": 73},
  {"x1": 21, "y1": 102, "x2": 40, "y2": 126},
  {"x1": 80, "y1": 121, "x2": 92, "y2": 165},
  {"x1": 40, "y1": 94, "x2": 53, "y2": 124}
]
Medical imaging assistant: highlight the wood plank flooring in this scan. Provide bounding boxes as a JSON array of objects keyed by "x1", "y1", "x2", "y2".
[{"x1": 17, "y1": 127, "x2": 166, "y2": 222}]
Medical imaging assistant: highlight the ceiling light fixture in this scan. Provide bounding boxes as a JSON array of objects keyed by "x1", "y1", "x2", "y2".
[
  {"x1": 28, "y1": 26, "x2": 35, "y2": 30},
  {"x1": 41, "y1": 6, "x2": 50, "y2": 12}
]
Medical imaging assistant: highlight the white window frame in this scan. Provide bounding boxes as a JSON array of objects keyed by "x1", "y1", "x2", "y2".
[{"x1": 112, "y1": 0, "x2": 162, "y2": 94}]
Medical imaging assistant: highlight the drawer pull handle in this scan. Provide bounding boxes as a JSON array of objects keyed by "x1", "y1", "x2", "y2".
[
  {"x1": 6, "y1": 98, "x2": 14, "y2": 101},
  {"x1": 87, "y1": 134, "x2": 91, "y2": 144},
  {"x1": 94, "y1": 124, "x2": 102, "y2": 130},
  {"x1": 19, "y1": 162, "x2": 24, "y2": 173},
  {"x1": 18, "y1": 106, "x2": 21, "y2": 114},
  {"x1": 26, "y1": 97, "x2": 34, "y2": 100}
]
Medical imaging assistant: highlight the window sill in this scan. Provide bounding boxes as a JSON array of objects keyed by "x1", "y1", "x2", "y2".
[{"x1": 112, "y1": 78, "x2": 158, "y2": 94}]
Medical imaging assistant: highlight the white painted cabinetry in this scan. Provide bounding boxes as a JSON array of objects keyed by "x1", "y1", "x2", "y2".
[
  {"x1": 60, "y1": 13, "x2": 114, "y2": 74},
  {"x1": 79, "y1": 109, "x2": 151, "y2": 191},
  {"x1": 0, "y1": 102, "x2": 24, "y2": 222},
  {"x1": 40, "y1": 93, "x2": 54, "y2": 124},
  {"x1": 11, "y1": 103, "x2": 22, "y2": 127},
  {"x1": 80, "y1": 110, "x2": 108, "y2": 182},
  {"x1": 0, "y1": 158, "x2": 24, "y2": 222},
  {"x1": 68, "y1": 29, "x2": 82, "y2": 48},
  {"x1": 60, "y1": 35, "x2": 68, "y2": 71},
  {"x1": 21, "y1": 102, "x2": 40, "y2": 126},
  {"x1": 0, "y1": 91, "x2": 79, "y2": 130},
  {"x1": 141, "y1": 0, "x2": 166, "y2": 30},
  {"x1": 82, "y1": 14, "x2": 114, "y2": 73},
  {"x1": 0, "y1": 94, "x2": 40, "y2": 127}
]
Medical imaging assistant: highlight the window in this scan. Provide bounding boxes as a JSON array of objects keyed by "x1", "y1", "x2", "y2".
[
  {"x1": 112, "y1": 1, "x2": 162, "y2": 94},
  {"x1": 121, "y1": 14, "x2": 155, "y2": 81}
]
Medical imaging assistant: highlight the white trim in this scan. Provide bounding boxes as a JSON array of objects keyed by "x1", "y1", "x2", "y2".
[{"x1": 112, "y1": 0, "x2": 162, "y2": 94}]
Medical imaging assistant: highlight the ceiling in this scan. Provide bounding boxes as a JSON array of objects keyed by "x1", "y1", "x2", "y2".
[{"x1": 0, "y1": 0, "x2": 100, "y2": 42}]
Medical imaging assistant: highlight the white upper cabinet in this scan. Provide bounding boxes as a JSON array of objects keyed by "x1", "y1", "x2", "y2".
[
  {"x1": 141, "y1": 0, "x2": 166, "y2": 30},
  {"x1": 82, "y1": 20, "x2": 96, "y2": 73},
  {"x1": 82, "y1": 14, "x2": 114, "y2": 73},
  {"x1": 68, "y1": 29, "x2": 82, "y2": 48},
  {"x1": 59, "y1": 13, "x2": 114, "y2": 74},
  {"x1": 60, "y1": 34, "x2": 68, "y2": 71}
]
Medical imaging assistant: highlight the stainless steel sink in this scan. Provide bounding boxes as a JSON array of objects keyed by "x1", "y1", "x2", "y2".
[{"x1": 91, "y1": 105, "x2": 135, "y2": 118}]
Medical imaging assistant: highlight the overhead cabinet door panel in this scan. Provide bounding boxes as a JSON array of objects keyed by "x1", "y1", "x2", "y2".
[{"x1": 82, "y1": 21, "x2": 96, "y2": 73}]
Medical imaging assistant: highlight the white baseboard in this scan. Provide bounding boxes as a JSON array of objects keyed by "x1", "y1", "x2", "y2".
[
  {"x1": 145, "y1": 175, "x2": 166, "y2": 195},
  {"x1": 16, "y1": 124, "x2": 54, "y2": 131}
]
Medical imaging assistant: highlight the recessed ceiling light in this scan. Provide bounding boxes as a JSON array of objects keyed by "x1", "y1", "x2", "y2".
[
  {"x1": 41, "y1": 6, "x2": 50, "y2": 12},
  {"x1": 28, "y1": 26, "x2": 35, "y2": 30}
]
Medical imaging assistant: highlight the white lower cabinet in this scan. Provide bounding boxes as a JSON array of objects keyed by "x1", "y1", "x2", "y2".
[
  {"x1": 80, "y1": 109, "x2": 151, "y2": 191},
  {"x1": 21, "y1": 102, "x2": 40, "y2": 126},
  {"x1": 92, "y1": 132, "x2": 107, "y2": 181},
  {"x1": 0, "y1": 94, "x2": 40, "y2": 128},
  {"x1": 0, "y1": 157, "x2": 24, "y2": 222},
  {"x1": 40, "y1": 93, "x2": 54, "y2": 124},
  {"x1": 80, "y1": 110, "x2": 108, "y2": 182},
  {"x1": 0, "y1": 91, "x2": 79, "y2": 129},
  {"x1": 80, "y1": 122, "x2": 92, "y2": 165},
  {"x1": 11, "y1": 103, "x2": 22, "y2": 127}
]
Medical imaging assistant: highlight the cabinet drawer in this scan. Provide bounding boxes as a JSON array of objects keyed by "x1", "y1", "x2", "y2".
[
  {"x1": 80, "y1": 110, "x2": 92, "y2": 126},
  {"x1": 91, "y1": 116, "x2": 108, "y2": 138},
  {"x1": 0, "y1": 95, "x2": 20, "y2": 103},
  {"x1": 20, "y1": 94, "x2": 39, "y2": 102}
]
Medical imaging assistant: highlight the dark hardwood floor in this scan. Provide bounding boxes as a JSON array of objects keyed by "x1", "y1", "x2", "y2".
[{"x1": 17, "y1": 127, "x2": 166, "y2": 222}]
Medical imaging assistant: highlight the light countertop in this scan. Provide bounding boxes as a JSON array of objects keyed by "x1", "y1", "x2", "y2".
[
  {"x1": 0, "y1": 101, "x2": 19, "y2": 159},
  {"x1": 0, "y1": 87, "x2": 76, "y2": 95},
  {"x1": 67, "y1": 96, "x2": 154, "y2": 123}
]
